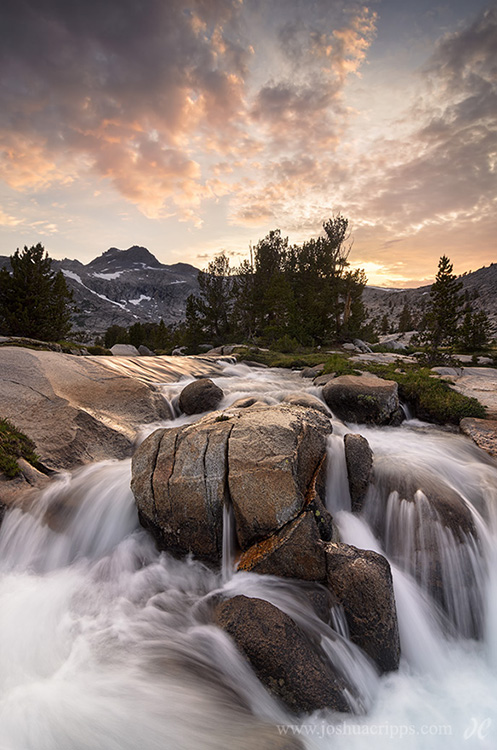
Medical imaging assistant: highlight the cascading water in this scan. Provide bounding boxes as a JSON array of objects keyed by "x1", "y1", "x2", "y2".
[{"x1": 1, "y1": 361, "x2": 497, "y2": 748}]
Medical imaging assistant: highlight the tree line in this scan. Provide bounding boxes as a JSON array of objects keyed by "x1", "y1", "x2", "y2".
[
  {"x1": 183, "y1": 216, "x2": 372, "y2": 350},
  {"x1": 0, "y1": 238, "x2": 491, "y2": 356}
]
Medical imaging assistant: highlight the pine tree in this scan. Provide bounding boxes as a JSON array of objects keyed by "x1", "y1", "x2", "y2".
[
  {"x1": 423, "y1": 255, "x2": 463, "y2": 351},
  {"x1": 398, "y1": 304, "x2": 414, "y2": 333},
  {"x1": 457, "y1": 310, "x2": 491, "y2": 352},
  {"x1": 0, "y1": 243, "x2": 73, "y2": 341}
]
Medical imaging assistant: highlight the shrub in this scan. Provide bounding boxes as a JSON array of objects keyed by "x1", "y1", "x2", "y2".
[
  {"x1": 362, "y1": 364, "x2": 486, "y2": 424},
  {"x1": 0, "y1": 418, "x2": 41, "y2": 478}
]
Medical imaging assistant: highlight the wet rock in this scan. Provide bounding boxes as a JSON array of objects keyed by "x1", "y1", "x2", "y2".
[
  {"x1": 178, "y1": 378, "x2": 224, "y2": 415},
  {"x1": 242, "y1": 360, "x2": 269, "y2": 368},
  {"x1": 228, "y1": 406, "x2": 332, "y2": 549},
  {"x1": 231, "y1": 396, "x2": 271, "y2": 408},
  {"x1": 322, "y1": 374, "x2": 400, "y2": 425},
  {"x1": 314, "y1": 373, "x2": 336, "y2": 387},
  {"x1": 237, "y1": 511, "x2": 328, "y2": 582},
  {"x1": 325, "y1": 542, "x2": 400, "y2": 673},
  {"x1": 344, "y1": 434, "x2": 373, "y2": 512},
  {"x1": 460, "y1": 418, "x2": 497, "y2": 458},
  {"x1": 213, "y1": 595, "x2": 351, "y2": 714},
  {"x1": 132, "y1": 405, "x2": 332, "y2": 561},
  {"x1": 300, "y1": 364, "x2": 325, "y2": 378},
  {"x1": 132, "y1": 420, "x2": 231, "y2": 563},
  {"x1": 281, "y1": 391, "x2": 330, "y2": 415}
]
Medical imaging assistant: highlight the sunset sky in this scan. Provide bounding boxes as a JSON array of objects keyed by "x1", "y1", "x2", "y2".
[{"x1": 0, "y1": 0, "x2": 495, "y2": 286}]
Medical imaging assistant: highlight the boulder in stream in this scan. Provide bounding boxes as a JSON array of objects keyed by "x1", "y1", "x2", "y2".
[
  {"x1": 131, "y1": 404, "x2": 332, "y2": 562},
  {"x1": 325, "y1": 542, "x2": 400, "y2": 673},
  {"x1": 213, "y1": 595, "x2": 351, "y2": 714},
  {"x1": 322, "y1": 374, "x2": 402, "y2": 425},
  {"x1": 178, "y1": 377, "x2": 224, "y2": 415},
  {"x1": 344, "y1": 433, "x2": 373, "y2": 512}
]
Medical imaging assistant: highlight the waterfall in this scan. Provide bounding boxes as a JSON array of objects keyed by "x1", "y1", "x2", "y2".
[{"x1": 1, "y1": 360, "x2": 497, "y2": 749}]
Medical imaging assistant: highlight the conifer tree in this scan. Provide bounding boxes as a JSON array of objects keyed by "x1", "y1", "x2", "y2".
[
  {"x1": 0, "y1": 243, "x2": 73, "y2": 341},
  {"x1": 423, "y1": 255, "x2": 463, "y2": 351}
]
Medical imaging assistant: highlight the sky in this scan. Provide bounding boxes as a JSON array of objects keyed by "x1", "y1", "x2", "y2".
[{"x1": 0, "y1": 0, "x2": 495, "y2": 287}]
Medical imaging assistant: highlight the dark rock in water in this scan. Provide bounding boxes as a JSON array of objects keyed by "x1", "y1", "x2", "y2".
[
  {"x1": 322, "y1": 374, "x2": 400, "y2": 425},
  {"x1": 230, "y1": 396, "x2": 270, "y2": 408},
  {"x1": 213, "y1": 595, "x2": 352, "y2": 714},
  {"x1": 178, "y1": 378, "x2": 224, "y2": 415},
  {"x1": 325, "y1": 542, "x2": 400, "y2": 673},
  {"x1": 301, "y1": 364, "x2": 325, "y2": 378},
  {"x1": 131, "y1": 404, "x2": 332, "y2": 562},
  {"x1": 344, "y1": 433, "x2": 373, "y2": 512},
  {"x1": 138, "y1": 344, "x2": 154, "y2": 356},
  {"x1": 237, "y1": 510, "x2": 329, "y2": 582},
  {"x1": 314, "y1": 373, "x2": 336, "y2": 387}
]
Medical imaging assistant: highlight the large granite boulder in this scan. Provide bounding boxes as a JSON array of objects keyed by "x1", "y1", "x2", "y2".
[
  {"x1": 325, "y1": 542, "x2": 400, "y2": 673},
  {"x1": 0, "y1": 346, "x2": 171, "y2": 471},
  {"x1": 344, "y1": 433, "x2": 373, "y2": 512},
  {"x1": 178, "y1": 378, "x2": 224, "y2": 415},
  {"x1": 322, "y1": 374, "x2": 401, "y2": 425},
  {"x1": 131, "y1": 404, "x2": 332, "y2": 562},
  {"x1": 213, "y1": 595, "x2": 351, "y2": 714}
]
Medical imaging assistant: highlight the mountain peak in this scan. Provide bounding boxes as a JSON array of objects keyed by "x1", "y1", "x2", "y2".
[{"x1": 87, "y1": 245, "x2": 163, "y2": 270}]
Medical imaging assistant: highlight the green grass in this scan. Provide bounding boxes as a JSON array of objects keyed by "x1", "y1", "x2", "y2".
[
  {"x1": 0, "y1": 418, "x2": 41, "y2": 479},
  {"x1": 360, "y1": 363, "x2": 486, "y2": 424},
  {"x1": 322, "y1": 352, "x2": 357, "y2": 376},
  {"x1": 234, "y1": 347, "x2": 328, "y2": 369}
]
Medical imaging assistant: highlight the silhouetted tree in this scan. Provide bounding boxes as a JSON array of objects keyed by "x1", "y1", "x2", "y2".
[
  {"x1": 0, "y1": 243, "x2": 73, "y2": 340},
  {"x1": 423, "y1": 255, "x2": 463, "y2": 351}
]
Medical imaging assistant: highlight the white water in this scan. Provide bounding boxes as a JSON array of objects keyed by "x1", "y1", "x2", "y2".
[{"x1": 1, "y1": 362, "x2": 497, "y2": 748}]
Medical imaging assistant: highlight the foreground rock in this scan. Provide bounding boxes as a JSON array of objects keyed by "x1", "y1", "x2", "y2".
[
  {"x1": 460, "y1": 417, "x2": 497, "y2": 457},
  {"x1": 237, "y1": 497, "x2": 337, "y2": 581},
  {"x1": 344, "y1": 433, "x2": 373, "y2": 512},
  {"x1": 0, "y1": 346, "x2": 171, "y2": 471},
  {"x1": 325, "y1": 542, "x2": 400, "y2": 673},
  {"x1": 213, "y1": 595, "x2": 351, "y2": 714},
  {"x1": 178, "y1": 378, "x2": 224, "y2": 415},
  {"x1": 131, "y1": 404, "x2": 332, "y2": 562},
  {"x1": 322, "y1": 374, "x2": 402, "y2": 425}
]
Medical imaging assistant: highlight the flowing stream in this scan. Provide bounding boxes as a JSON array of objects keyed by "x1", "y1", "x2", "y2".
[{"x1": 1, "y1": 362, "x2": 497, "y2": 748}]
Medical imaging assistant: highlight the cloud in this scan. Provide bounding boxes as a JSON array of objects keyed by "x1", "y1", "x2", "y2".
[
  {"x1": 0, "y1": 0, "x2": 377, "y2": 226},
  {"x1": 0, "y1": 0, "x2": 248, "y2": 218},
  {"x1": 350, "y1": 7, "x2": 497, "y2": 231}
]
